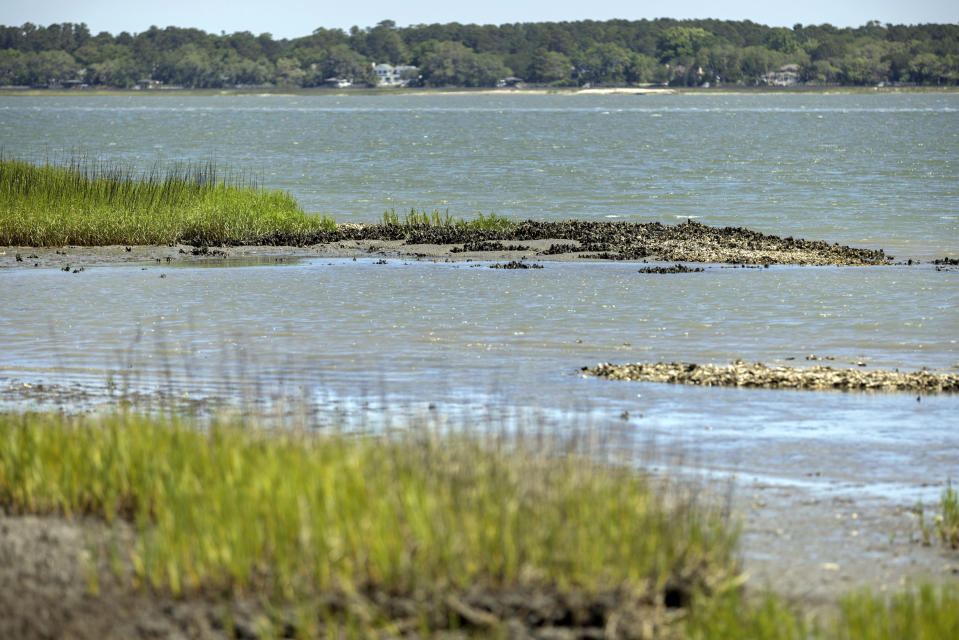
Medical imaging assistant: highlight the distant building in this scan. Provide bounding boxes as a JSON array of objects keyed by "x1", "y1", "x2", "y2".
[
  {"x1": 762, "y1": 64, "x2": 801, "y2": 87},
  {"x1": 372, "y1": 63, "x2": 418, "y2": 86},
  {"x1": 496, "y1": 76, "x2": 525, "y2": 88},
  {"x1": 324, "y1": 77, "x2": 353, "y2": 88}
]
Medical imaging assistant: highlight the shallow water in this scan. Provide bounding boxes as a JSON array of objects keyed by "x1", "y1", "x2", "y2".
[
  {"x1": 1, "y1": 258, "x2": 957, "y2": 503},
  {"x1": 1, "y1": 92, "x2": 958, "y2": 504}
]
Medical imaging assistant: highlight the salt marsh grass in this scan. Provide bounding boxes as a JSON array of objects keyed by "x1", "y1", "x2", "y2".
[
  {"x1": 382, "y1": 207, "x2": 457, "y2": 227},
  {"x1": 0, "y1": 410, "x2": 738, "y2": 632},
  {"x1": 0, "y1": 156, "x2": 336, "y2": 246},
  {"x1": 833, "y1": 584, "x2": 959, "y2": 640},
  {"x1": 918, "y1": 480, "x2": 959, "y2": 549},
  {"x1": 685, "y1": 583, "x2": 959, "y2": 640},
  {"x1": 382, "y1": 207, "x2": 516, "y2": 232}
]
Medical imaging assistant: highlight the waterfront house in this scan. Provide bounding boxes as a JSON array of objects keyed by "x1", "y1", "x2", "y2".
[
  {"x1": 762, "y1": 64, "x2": 801, "y2": 87},
  {"x1": 372, "y1": 63, "x2": 418, "y2": 86},
  {"x1": 496, "y1": 76, "x2": 526, "y2": 88}
]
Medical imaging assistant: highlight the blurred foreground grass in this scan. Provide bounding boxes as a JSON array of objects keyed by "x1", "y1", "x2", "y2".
[{"x1": 0, "y1": 410, "x2": 956, "y2": 638}]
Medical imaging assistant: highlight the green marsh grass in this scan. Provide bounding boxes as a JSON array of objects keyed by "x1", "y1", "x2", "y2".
[
  {"x1": 918, "y1": 480, "x2": 959, "y2": 549},
  {"x1": 685, "y1": 583, "x2": 959, "y2": 640},
  {"x1": 0, "y1": 156, "x2": 336, "y2": 246},
  {"x1": 833, "y1": 584, "x2": 959, "y2": 640},
  {"x1": 0, "y1": 410, "x2": 738, "y2": 629},
  {"x1": 382, "y1": 207, "x2": 516, "y2": 232}
]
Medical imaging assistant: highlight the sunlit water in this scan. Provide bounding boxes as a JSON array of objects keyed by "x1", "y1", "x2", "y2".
[{"x1": 1, "y1": 93, "x2": 957, "y2": 503}]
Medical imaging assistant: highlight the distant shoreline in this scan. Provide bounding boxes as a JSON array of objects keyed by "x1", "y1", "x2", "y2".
[{"x1": 2, "y1": 85, "x2": 958, "y2": 98}]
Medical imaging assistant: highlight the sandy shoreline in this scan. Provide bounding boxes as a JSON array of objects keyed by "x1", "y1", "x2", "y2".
[{"x1": 4, "y1": 86, "x2": 956, "y2": 99}]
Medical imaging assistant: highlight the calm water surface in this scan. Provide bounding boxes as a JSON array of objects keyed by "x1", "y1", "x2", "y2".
[{"x1": 1, "y1": 93, "x2": 957, "y2": 502}]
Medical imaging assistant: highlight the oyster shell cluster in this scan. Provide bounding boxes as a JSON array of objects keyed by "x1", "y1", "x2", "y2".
[{"x1": 584, "y1": 361, "x2": 959, "y2": 393}]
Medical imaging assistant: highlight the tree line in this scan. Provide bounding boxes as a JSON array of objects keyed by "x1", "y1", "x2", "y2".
[{"x1": 1, "y1": 18, "x2": 957, "y2": 89}]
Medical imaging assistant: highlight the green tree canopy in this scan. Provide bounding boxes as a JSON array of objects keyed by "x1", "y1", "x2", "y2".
[
  {"x1": 419, "y1": 41, "x2": 511, "y2": 87},
  {"x1": 28, "y1": 50, "x2": 80, "y2": 84},
  {"x1": 528, "y1": 48, "x2": 573, "y2": 84},
  {"x1": 574, "y1": 43, "x2": 634, "y2": 84},
  {"x1": 362, "y1": 21, "x2": 409, "y2": 65},
  {"x1": 657, "y1": 26, "x2": 712, "y2": 61}
]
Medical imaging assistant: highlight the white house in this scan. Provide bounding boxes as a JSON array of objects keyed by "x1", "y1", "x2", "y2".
[
  {"x1": 372, "y1": 63, "x2": 418, "y2": 86},
  {"x1": 762, "y1": 64, "x2": 801, "y2": 87}
]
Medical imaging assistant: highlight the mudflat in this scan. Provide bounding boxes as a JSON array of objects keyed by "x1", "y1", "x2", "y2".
[{"x1": 0, "y1": 219, "x2": 897, "y2": 269}]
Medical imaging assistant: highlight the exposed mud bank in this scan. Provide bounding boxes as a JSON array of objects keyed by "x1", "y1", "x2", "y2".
[
  {"x1": 0, "y1": 220, "x2": 899, "y2": 268},
  {"x1": 244, "y1": 219, "x2": 891, "y2": 266},
  {"x1": 583, "y1": 361, "x2": 959, "y2": 393},
  {"x1": 0, "y1": 514, "x2": 702, "y2": 640}
]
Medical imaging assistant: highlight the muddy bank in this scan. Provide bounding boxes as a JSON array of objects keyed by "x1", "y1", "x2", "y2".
[
  {"x1": 243, "y1": 220, "x2": 890, "y2": 266},
  {"x1": 584, "y1": 361, "x2": 959, "y2": 393},
  {"x1": 0, "y1": 514, "x2": 697, "y2": 640},
  {"x1": 732, "y1": 482, "x2": 959, "y2": 606},
  {"x1": 0, "y1": 220, "x2": 896, "y2": 268}
]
